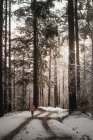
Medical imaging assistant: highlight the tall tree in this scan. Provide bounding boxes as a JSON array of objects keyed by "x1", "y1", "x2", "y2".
[
  {"x1": 32, "y1": 0, "x2": 39, "y2": 108},
  {"x1": 90, "y1": 38, "x2": 93, "y2": 105},
  {"x1": 68, "y1": 0, "x2": 77, "y2": 112},
  {"x1": 54, "y1": 47, "x2": 58, "y2": 107},
  {"x1": 0, "y1": 0, "x2": 4, "y2": 117},
  {"x1": 8, "y1": 0, "x2": 12, "y2": 112},
  {"x1": 74, "y1": 0, "x2": 81, "y2": 105},
  {"x1": 4, "y1": 0, "x2": 8, "y2": 113},
  {"x1": 48, "y1": 47, "x2": 51, "y2": 106}
]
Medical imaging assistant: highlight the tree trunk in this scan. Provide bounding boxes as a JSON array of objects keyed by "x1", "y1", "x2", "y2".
[
  {"x1": 90, "y1": 38, "x2": 93, "y2": 105},
  {"x1": 8, "y1": 0, "x2": 12, "y2": 112},
  {"x1": 68, "y1": 0, "x2": 77, "y2": 112},
  {"x1": 58, "y1": 81, "x2": 60, "y2": 106},
  {"x1": 13, "y1": 51, "x2": 16, "y2": 110},
  {"x1": 54, "y1": 51, "x2": 58, "y2": 107},
  {"x1": 42, "y1": 87, "x2": 44, "y2": 106},
  {"x1": 48, "y1": 47, "x2": 51, "y2": 106},
  {"x1": 62, "y1": 69, "x2": 65, "y2": 109},
  {"x1": 0, "y1": 0, "x2": 4, "y2": 117},
  {"x1": 33, "y1": 0, "x2": 39, "y2": 108},
  {"x1": 75, "y1": 0, "x2": 81, "y2": 106},
  {"x1": 4, "y1": 0, "x2": 8, "y2": 113},
  {"x1": 83, "y1": 41, "x2": 86, "y2": 96}
]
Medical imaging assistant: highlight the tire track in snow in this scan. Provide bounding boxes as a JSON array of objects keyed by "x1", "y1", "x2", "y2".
[
  {"x1": 1, "y1": 111, "x2": 44, "y2": 140},
  {"x1": 47, "y1": 119, "x2": 73, "y2": 140},
  {"x1": 41, "y1": 112, "x2": 73, "y2": 140},
  {"x1": 42, "y1": 112, "x2": 57, "y2": 137}
]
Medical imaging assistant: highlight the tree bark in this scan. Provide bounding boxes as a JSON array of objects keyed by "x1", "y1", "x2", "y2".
[
  {"x1": 8, "y1": 0, "x2": 12, "y2": 112},
  {"x1": 54, "y1": 50, "x2": 58, "y2": 107},
  {"x1": 68, "y1": 0, "x2": 77, "y2": 112},
  {"x1": 33, "y1": 0, "x2": 39, "y2": 108},
  {"x1": 0, "y1": 0, "x2": 4, "y2": 117},
  {"x1": 90, "y1": 38, "x2": 93, "y2": 105},
  {"x1": 48, "y1": 47, "x2": 51, "y2": 106},
  {"x1": 75, "y1": 0, "x2": 81, "y2": 105},
  {"x1": 4, "y1": 0, "x2": 8, "y2": 113}
]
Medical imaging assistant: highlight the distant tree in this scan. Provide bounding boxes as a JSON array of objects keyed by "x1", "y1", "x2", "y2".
[
  {"x1": 11, "y1": 36, "x2": 32, "y2": 110},
  {"x1": 48, "y1": 47, "x2": 51, "y2": 106},
  {"x1": 54, "y1": 47, "x2": 58, "y2": 107}
]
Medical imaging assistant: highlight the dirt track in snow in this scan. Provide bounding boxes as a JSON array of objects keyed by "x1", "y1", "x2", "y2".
[{"x1": 1, "y1": 110, "x2": 73, "y2": 140}]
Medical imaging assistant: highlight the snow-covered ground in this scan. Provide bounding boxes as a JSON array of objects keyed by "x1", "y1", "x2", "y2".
[
  {"x1": 39, "y1": 106, "x2": 69, "y2": 118},
  {"x1": 0, "y1": 107, "x2": 93, "y2": 140},
  {"x1": 0, "y1": 111, "x2": 40, "y2": 140},
  {"x1": 63, "y1": 111, "x2": 93, "y2": 140},
  {"x1": 13, "y1": 119, "x2": 50, "y2": 140}
]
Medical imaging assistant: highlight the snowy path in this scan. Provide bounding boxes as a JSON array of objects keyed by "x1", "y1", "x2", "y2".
[
  {"x1": 47, "y1": 119, "x2": 72, "y2": 139},
  {"x1": 12, "y1": 119, "x2": 51, "y2": 140},
  {"x1": 36, "y1": 112, "x2": 50, "y2": 118},
  {"x1": 1, "y1": 111, "x2": 43, "y2": 140},
  {"x1": 1, "y1": 107, "x2": 93, "y2": 140},
  {"x1": 7, "y1": 111, "x2": 72, "y2": 140}
]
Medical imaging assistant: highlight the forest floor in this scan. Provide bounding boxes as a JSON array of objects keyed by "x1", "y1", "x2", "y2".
[{"x1": 0, "y1": 107, "x2": 93, "y2": 140}]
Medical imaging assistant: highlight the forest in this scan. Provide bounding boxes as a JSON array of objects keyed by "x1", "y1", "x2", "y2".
[{"x1": 0, "y1": 0, "x2": 93, "y2": 118}]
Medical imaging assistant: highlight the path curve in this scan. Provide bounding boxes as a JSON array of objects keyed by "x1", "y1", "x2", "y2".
[{"x1": 1, "y1": 111, "x2": 43, "y2": 140}]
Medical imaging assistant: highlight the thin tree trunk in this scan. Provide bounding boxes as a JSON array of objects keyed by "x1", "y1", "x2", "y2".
[
  {"x1": 22, "y1": 55, "x2": 25, "y2": 110},
  {"x1": 33, "y1": 0, "x2": 39, "y2": 108},
  {"x1": 58, "y1": 81, "x2": 60, "y2": 106},
  {"x1": 75, "y1": 0, "x2": 81, "y2": 105},
  {"x1": 39, "y1": 87, "x2": 42, "y2": 106},
  {"x1": 54, "y1": 52, "x2": 58, "y2": 107},
  {"x1": 13, "y1": 51, "x2": 16, "y2": 110},
  {"x1": 4, "y1": 0, "x2": 8, "y2": 113},
  {"x1": 8, "y1": 0, "x2": 12, "y2": 112},
  {"x1": 90, "y1": 38, "x2": 93, "y2": 105},
  {"x1": 0, "y1": 0, "x2": 4, "y2": 117},
  {"x1": 62, "y1": 69, "x2": 65, "y2": 109},
  {"x1": 42, "y1": 87, "x2": 44, "y2": 106},
  {"x1": 68, "y1": 0, "x2": 77, "y2": 112},
  {"x1": 83, "y1": 41, "x2": 86, "y2": 95},
  {"x1": 48, "y1": 47, "x2": 51, "y2": 106}
]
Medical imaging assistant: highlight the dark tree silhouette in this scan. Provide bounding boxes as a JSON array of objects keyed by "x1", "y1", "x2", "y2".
[
  {"x1": 32, "y1": 0, "x2": 39, "y2": 108},
  {"x1": 8, "y1": 0, "x2": 12, "y2": 112},
  {"x1": 74, "y1": 0, "x2": 81, "y2": 105},
  {"x1": 48, "y1": 47, "x2": 51, "y2": 106},
  {"x1": 0, "y1": 0, "x2": 4, "y2": 117},
  {"x1": 4, "y1": 0, "x2": 8, "y2": 113},
  {"x1": 68, "y1": 0, "x2": 77, "y2": 112}
]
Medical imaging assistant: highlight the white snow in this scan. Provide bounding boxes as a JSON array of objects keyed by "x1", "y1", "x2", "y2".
[
  {"x1": 37, "y1": 112, "x2": 49, "y2": 118},
  {"x1": 47, "y1": 119, "x2": 73, "y2": 137},
  {"x1": 13, "y1": 119, "x2": 51, "y2": 140},
  {"x1": 39, "y1": 106, "x2": 69, "y2": 119},
  {"x1": 0, "y1": 108, "x2": 93, "y2": 140},
  {"x1": 39, "y1": 106, "x2": 68, "y2": 112},
  {"x1": 63, "y1": 112, "x2": 93, "y2": 140},
  {"x1": 0, "y1": 111, "x2": 40, "y2": 140}
]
